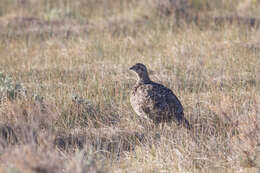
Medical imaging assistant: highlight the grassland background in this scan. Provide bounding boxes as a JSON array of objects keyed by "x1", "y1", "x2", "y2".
[{"x1": 0, "y1": 0, "x2": 259, "y2": 172}]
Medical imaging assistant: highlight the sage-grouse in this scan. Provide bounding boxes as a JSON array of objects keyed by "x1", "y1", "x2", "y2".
[{"x1": 129, "y1": 63, "x2": 191, "y2": 130}]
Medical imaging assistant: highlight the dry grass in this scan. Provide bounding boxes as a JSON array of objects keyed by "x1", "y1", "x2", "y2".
[{"x1": 0, "y1": 0, "x2": 260, "y2": 172}]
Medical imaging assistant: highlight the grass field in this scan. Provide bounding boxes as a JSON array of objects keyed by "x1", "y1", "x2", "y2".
[{"x1": 0, "y1": 0, "x2": 259, "y2": 172}]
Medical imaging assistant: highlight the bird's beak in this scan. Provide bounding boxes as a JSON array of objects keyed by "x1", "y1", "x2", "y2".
[{"x1": 129, "y1": 66, "x2": 135, "y2": 70}]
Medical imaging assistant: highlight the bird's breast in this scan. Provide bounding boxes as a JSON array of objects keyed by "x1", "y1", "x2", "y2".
[{"x1": 130, "y1": 86, "x2": 150, "y2": 117}]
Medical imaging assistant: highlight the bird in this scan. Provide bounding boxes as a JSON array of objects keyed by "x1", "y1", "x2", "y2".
[{"x1": 129, "y1": 63, "x2": 191, "y2": 130}]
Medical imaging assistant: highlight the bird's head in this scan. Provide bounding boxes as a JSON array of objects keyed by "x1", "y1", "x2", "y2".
[
  {"x1": 130, "y1": 63, "x2": 150, "y2": 83},
  {"x1": 130, "y1": 63, "x2": 148, "y2": 74}
]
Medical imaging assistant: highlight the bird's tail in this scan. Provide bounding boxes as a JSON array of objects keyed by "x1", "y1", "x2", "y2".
[
  {"x1": 182, "y1": 117, "x2": 192, "y2": 130},
  {"x1": 177, "y1": 112, "x2": 192, "y2": 130}
]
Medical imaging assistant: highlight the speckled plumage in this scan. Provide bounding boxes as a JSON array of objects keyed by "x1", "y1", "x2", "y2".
[{"x1": 130, "y1": 63, "x2": 191, "y2": 129}]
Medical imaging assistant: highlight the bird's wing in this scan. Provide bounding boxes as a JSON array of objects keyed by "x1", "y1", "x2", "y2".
[{"x1": 139, "y1": 82, "x2": 183, "y2": 116}]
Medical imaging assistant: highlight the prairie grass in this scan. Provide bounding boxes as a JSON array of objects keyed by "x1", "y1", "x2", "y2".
[{"x1": 0, "y1": 0, "x2": 259, "y2": 172}]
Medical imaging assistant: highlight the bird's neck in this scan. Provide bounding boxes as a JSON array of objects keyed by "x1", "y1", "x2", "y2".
[{"x1": 137, "y1": 73, "x2": 151, "y2": 84}]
